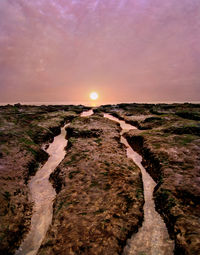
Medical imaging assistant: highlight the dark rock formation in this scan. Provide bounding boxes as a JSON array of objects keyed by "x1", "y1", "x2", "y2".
[
  {"x1": 108, "y1": 103, "x2": 200, "y2": 255},
  {"x1": 0, "y1": 104, "x2": 82, "y2": 254}
]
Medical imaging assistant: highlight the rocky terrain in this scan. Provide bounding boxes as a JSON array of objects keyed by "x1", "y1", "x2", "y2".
[
  {"x1": 38, "y1": 114, "x2": 144, "y2": 255},
  {"x1": 98, "y1": 103, "x2": 200, "y2": 255},
  {"x1": 0, "y1": 103, "x2": 199, "y2": 255},
  {"x1": 0, "y1": 104, "x2": 86, "y2": 254}
]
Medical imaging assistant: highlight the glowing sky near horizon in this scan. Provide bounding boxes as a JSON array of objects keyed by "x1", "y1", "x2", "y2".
[{"x1": 0, "y1": 0, "x2": 200, "y2": 103}]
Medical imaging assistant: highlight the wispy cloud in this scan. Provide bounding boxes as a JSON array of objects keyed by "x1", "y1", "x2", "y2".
[{"x1": 0, "y1": 0, "x2": 200, "y2": 103}]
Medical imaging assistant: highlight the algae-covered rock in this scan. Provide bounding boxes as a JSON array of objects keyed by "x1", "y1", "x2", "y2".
[
  {"x1": 0, "y1": 104, "x2": 82, "y2": 254},
  {"x1": 110, "y1": 103, "x2": 200, "y2": 255},
  {"x1": 38, "y1": 115, "x2": 144, "y2": 255}
]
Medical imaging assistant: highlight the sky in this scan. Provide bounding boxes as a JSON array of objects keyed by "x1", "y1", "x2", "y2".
[{"x1": 0, "y1": 0, "x2": 200, "y2": 104}]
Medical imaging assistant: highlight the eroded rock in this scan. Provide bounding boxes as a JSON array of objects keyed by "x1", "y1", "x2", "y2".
[
  {"x1": 107, "y1": 103, "x2": 200, "y2": 255},
  {"x1": 0, "y1": 104, "x2": 82, "y2": 254},
  {"x1": 38, "y1": 115, "x2": 144, "y2": 255}
]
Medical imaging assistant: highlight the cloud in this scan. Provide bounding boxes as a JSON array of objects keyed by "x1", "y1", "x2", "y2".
[{"x1": 0, "y1": 0, "x2": 200, "y2": 103}]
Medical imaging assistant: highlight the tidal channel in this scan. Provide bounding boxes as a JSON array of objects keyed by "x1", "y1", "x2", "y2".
[
  {"x1": 16, "y1": 124, "x2": 68, "y2": 255},
  {"x1": 104, "y1": 113, "x2": 174, "y2": 255}
]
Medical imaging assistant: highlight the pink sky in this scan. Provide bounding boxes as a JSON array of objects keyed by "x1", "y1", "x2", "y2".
[{"x1": 0, "y1": 0, "x2": 200, "y2": 104}]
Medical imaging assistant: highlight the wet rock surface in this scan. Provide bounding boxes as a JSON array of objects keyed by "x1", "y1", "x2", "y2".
[
  {"x1": 0, "y1": 104, "x2": 85, "y2": 254},
  {"x1": 38, "y1": 115, "x2": 144, "y2": 255},
  {"x1": 99, "y1": 103, "x2": 200, "y2": 255},
  {"x1": 1, "y1": 103, "x2": 199, "y2": 255}
]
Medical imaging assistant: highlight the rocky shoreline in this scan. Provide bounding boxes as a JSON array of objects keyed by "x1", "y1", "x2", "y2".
[
  {"x1": 38, "y1": 114, "x2": 144, "y2": 254},
  {"x1": 0, "y1": 103, "x2": 199, "y2": 254},
  {"x1": 0, "y1": 104, "x2": 86, "y2": 254},
  {"x1": 99, "y1": 103, "x2": 200, "y2": 254}
]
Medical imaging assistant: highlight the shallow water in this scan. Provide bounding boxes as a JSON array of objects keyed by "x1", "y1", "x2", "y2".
[
  {"x1": 104, "y1": 113, "x2": 174, "y2": 255},
  {"x1": 80, "y1": 109, "x2": 94, "y2": 117},
  {"x1": 15, "y1": 110, "x2": 174, "y2": 255},
  {"x1": 15, "y1": 125, "x2": 68, "y2": 255}
]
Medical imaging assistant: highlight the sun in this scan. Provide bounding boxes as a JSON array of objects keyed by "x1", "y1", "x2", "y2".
[{"x1": 90, "y1": 92, "x2": 99, "y2": 100}]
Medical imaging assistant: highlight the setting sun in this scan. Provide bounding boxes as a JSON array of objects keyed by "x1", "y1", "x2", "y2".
[{"x1": 90, "y1": 92, "x2": 99, "y2": 100}]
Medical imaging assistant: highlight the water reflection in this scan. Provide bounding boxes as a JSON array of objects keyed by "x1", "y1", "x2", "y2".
[
  {"x1": 104, "y1": 113, "x2": 174, "y2": 255},
  {"x1": 80, "y1": 109, "x2": 94, "y2": 117},
  {"x1": 16, "y1": 124, "x2": 68, "y2": 255}
]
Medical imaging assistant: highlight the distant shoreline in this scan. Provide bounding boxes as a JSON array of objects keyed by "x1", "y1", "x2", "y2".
[{"x1": 0, "y1": 101, "x2": 200, "y2": 106}]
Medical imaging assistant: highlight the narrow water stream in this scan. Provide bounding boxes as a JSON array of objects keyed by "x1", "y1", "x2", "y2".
[
  {"x1": 104, "y1": 113, "x2": 174, "y2": 255},
  {"x1": 16, "y1": 124, "x2": 69, "y2": 255},
  {"x1": 16, "y1": 110, "x2": 174, "y2": 255}
]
